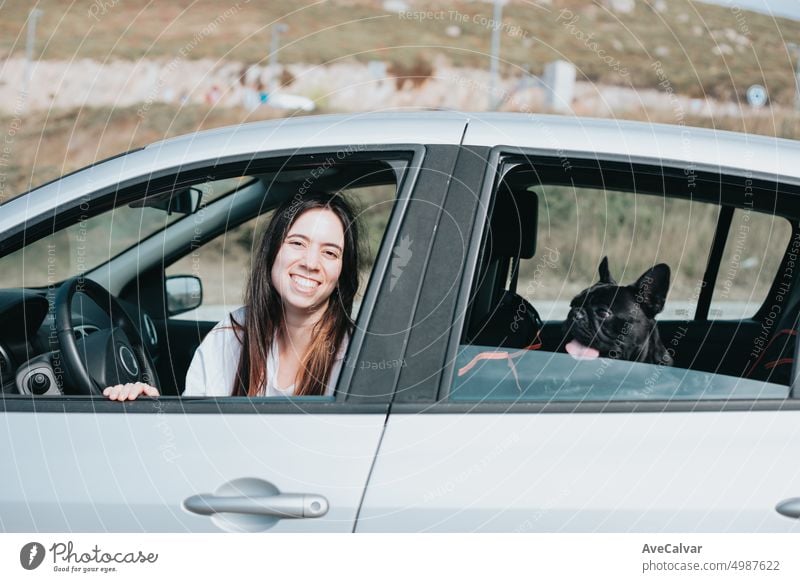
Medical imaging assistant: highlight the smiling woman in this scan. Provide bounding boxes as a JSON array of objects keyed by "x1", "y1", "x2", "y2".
[
  {"x1": 229, "y1": 192, "x2": 359, "y2": 398},
  {"x1": 103, "y1": 190, "x2": 362, "y2": 401}
]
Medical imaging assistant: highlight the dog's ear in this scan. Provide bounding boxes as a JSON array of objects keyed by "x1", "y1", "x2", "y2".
[
  {"x1": 598, "y1": 256, "x2": 617, "y2": 285},
  {"x1": 632, "y1": 263, "x2": 670, "y2": 317}
]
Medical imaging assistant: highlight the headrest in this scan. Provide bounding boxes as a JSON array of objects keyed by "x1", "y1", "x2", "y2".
[{"x1": 488, "y1": 184, "x2": 537, "y2": 260}]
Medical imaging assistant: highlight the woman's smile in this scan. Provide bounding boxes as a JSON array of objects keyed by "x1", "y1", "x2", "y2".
[{"x1": 290, "y1": 273, "x2": 321, "y2": 292}]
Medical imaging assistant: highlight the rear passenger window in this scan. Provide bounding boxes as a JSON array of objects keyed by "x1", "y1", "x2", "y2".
[
  {"x1": 451, "y1": 160, "x2": 796, "y2": 403},
  {"x1": 710, "y1": 208, "x2": 792, "y2": 319}
]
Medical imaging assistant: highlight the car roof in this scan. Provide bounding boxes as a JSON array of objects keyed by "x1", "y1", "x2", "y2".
[
  {"x1": 146, "y1": 111, "x2": 800, "y2": 184},
  {"x1": 463, "y1": 113, "x2": 800, "y2": 183},
  {"x1": 4, "y1": 111, "x2": 800, "y2": 230}
]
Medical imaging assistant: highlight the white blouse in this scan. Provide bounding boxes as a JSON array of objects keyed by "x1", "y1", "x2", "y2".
[{"x1": 183, "y1": 307, "x2": 349, "y2": 397}]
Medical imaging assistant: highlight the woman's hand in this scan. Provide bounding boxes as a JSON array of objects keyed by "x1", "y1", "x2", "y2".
[{"x1": 103, "y1": 382, "x2": 159, "y2": 401}]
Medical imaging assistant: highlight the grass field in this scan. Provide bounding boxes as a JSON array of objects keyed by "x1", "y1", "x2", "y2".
[{"x1": 1, "y1": 0, "x2": 800, "y2": 105}]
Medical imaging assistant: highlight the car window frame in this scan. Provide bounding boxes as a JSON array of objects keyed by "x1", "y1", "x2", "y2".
[
  {"x1": 429, "y1": 146, "x2": 800, "y2": 411},
  {"x1": 0, "y1": 144, "x2": 431, "y2": 413}
]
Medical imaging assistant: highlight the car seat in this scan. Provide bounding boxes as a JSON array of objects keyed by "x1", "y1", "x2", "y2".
[
  {"x1": 467, "y1": 183, "x2": 542, "y2": 349},
  {"x1": 745, "y1": 286, "x2": 800, "y2": 387}
]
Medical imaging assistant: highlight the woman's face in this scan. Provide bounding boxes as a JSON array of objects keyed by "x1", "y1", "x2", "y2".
[{"x1": 271, "y1": 207, "x2": 345, "y2": 315}]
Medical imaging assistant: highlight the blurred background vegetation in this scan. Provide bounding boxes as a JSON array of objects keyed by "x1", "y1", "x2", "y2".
[
  {"x1": 2, "y1": 0, "x2": 800, "y2": 102},
  {"x1": 4, "y1": 0, "x2": 800, "y2": 197},
  {"x1": 525, "y1": 185, "x2": 791, "y2": 308}
]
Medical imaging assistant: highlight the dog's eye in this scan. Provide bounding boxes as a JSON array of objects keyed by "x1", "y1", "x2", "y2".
[{"x1": 597, "y1": 308, "x2": 613, "y2": 319}]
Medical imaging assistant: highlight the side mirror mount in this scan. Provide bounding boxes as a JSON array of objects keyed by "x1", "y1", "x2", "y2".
[{"x1": 166, "y1": 275, "x2": 203, "y2": 315}]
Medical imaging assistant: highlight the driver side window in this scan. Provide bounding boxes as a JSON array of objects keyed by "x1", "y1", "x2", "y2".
[
  {"x1": 154, "y1": 159, "x2": 405, "y2": 397},
  {"x1": 1, "y1": 151, "x2": 410, "y2": 401}
]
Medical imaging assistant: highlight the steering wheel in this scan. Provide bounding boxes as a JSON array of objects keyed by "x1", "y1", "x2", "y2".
[{"x1": 54, "y1": 276, "x2": 161, "y2": 395}]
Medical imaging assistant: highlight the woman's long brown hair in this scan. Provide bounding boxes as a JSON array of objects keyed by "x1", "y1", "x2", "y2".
[{"x1": 231, "y1": 191, "x2": 361, "y2": 396}]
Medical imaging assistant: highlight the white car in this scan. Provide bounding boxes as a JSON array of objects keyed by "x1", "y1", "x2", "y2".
[{"x1": 1, "y1": 112, "x2": 799, "y2": 532}]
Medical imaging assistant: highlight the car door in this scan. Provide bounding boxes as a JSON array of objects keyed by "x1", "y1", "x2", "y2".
[
  {"x1": 0, "y1": 116, "x2": 467, "y2": 532},
  {"x1": 356, "y1": 126, "x2": 800, "y2": 532}
]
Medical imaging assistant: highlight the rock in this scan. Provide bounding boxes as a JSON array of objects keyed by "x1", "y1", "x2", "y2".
[
  {"x1": 724, "y1": 28, "x2": 751, "y2": 46},
  {"x1": 382, "y1": 0, "x2": 408, "y2": 12},
  {"x1": 602, "y1": 0, "x2": 635, "y2": 14}
]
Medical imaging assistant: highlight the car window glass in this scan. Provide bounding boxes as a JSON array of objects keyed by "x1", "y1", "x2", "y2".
[
  {"x1": 0, "y1": 176, "x2": 251, "y2": 289},
  {"x1": 450, "y1": 347, "x2": 788, "y2": 402},
  {"x1": 709, "y1": 208, "x2": 792, "y2": 319}
]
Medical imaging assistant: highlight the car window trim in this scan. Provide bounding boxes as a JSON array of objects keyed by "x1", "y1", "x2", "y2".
[
  {"x1": 488, "y1": 146, "x2": 800, "y2": 190},
  {"x1": 2, "y1": 145, "x2": 425, "y2": 412},
  {"x1": 346, "y1": 144, "x2": 466, "y2": 404},
  {"x1": 437, "y1": 147, "x2": 502, "y2": 400},
  {"x1": 390, "y1": 399, "x2": 800, "y2": 414},
  {"x1": 391, "y1": 145, "x2": 490, "y2": 403},
  {"x1": 335, "y1": 147, "x2": 425, "y2": 403},
  {"x1": 436, "y1": 146, "x2": 800, "y2": 406},
  {"x1": 0, "y1": 397, "x2": 389, "y2": 414},
  {"x1": 696, "y1": 205, "x2": 734, "y2": 321}
]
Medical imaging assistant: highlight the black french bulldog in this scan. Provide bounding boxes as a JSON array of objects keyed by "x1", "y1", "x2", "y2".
[{"x1": 563, "y1": 257, "x2": 673, "y2": 366}]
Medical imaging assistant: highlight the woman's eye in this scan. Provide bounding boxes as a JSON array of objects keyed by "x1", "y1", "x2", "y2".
[
  {"x1": 325, "y1": 250, "x2": 339, "y2": 259},
  {"x1": 288, "y1": 240, "x2": 303, "y2": 247}
]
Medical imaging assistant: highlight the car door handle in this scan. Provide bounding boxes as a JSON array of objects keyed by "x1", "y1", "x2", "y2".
[
  {"x1": 184, "y1": 492, "x2": 329, "y2": 519},
  {"x1": 775, "y1": 497, "x2": 800, "y2": 519}
]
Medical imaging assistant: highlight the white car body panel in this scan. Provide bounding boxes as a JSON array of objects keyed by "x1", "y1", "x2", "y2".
[
  {"x1": 358, "y1": 412, "x2": 800, "y2": 532},
  {"x1": 1, "y1": 412, "x2": 385, "y2": 532}
]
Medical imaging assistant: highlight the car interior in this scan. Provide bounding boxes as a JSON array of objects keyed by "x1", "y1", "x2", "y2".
[
  {"x1": 0, "y1": 155, "x2": 405, "y2": 398},
  {"x1": 461, "y1": 156, "x2": 800, "y2": 397}
]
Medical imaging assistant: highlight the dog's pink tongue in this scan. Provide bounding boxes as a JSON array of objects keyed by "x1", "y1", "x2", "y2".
[{"x1": 566, "y1": 339, "x2": 600, "y2": 360}]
